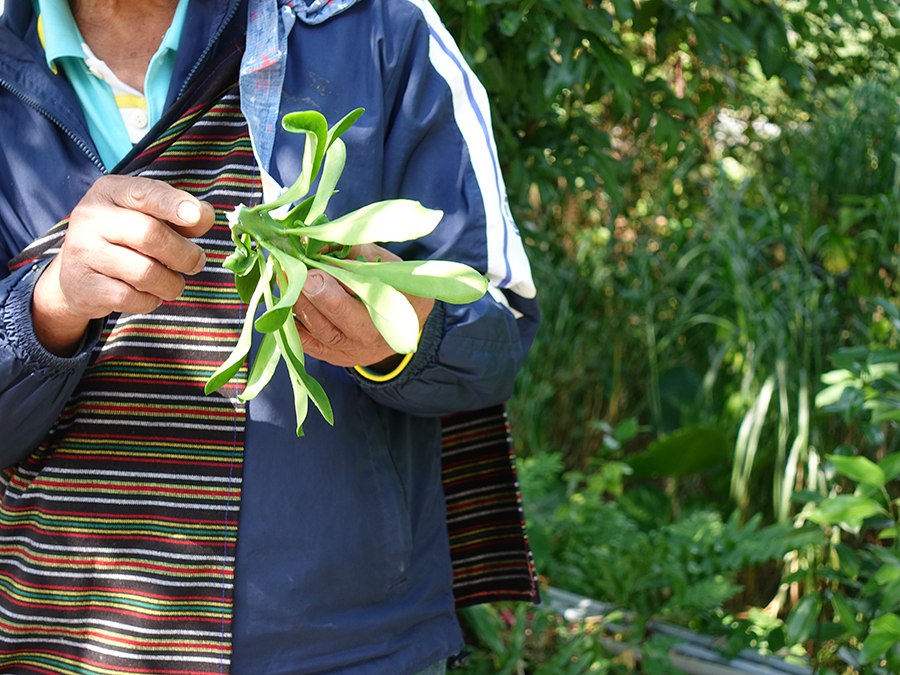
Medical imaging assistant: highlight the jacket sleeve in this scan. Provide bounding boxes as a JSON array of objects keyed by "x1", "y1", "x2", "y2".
[
  {"x1": 346, "y1": 0, "x2": 540, "y2": 417},
  {"x1": 0, "y1": 261, "x2": 97, "y2": 464}
]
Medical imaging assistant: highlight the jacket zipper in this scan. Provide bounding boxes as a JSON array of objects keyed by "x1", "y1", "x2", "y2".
[
  {"x1": 1, "y1": 1, "x2": 242, "y2": 171},
  {"x1": 0, "y1": 75, "x2": 106, "y2": 173},
  {"x1": 177, "y1": 0, "x2": 242, "y2": 101}
]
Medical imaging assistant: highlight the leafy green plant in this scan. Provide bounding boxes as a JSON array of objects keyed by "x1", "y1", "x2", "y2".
[{"x1": 204, "y1": 109, "x2": 488, "y2": 433}]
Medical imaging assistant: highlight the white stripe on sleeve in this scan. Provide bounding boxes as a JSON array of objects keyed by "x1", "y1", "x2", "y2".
[{"x1": 403, "y1": 0, "x2": 537, "y2": 300}]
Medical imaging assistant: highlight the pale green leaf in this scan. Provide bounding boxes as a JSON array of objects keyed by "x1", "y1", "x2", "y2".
[
  {"x1": 828, "y1": 454, "x2": 886, "y2": 487},
  {"x1": 205, "y1": 277, "x2": 265, "y2": 394},
  {"x1": 272, "y1": 323, "x2": 310, "y2": 436},
  {"x1": 306, "y1": 138, "x2": 346, "y2": 224},
  {"x1": 286, "y1": 200, "x2": 443, "y2": 245},
  {"x1": 306, "y1": 259, "x2": 420, "y2": 354},
  {"x1": 815, "y1": 381, "x2": 857, "y2": 408},
  {"x1": 239, "y1": 331, "x2": 280, "y2": 402},
  {"x1": 806, "y1": 495, "x2": 886, "y2": 526},
  {"x1": 281, "y1": 109, "x2": 328, "y2": 177},
  {"x1": 279, "y1": 317, "x2": 334, "y2": 426},
  {"x1": 321, "y1": 258, "x2": 488, "y2": 304},
  {"x1": 254, "y1": 249, "x2": 308, "y2": 333},
  {"x1": 257, "y1": 132, "x2": 319, "y2": 212}
]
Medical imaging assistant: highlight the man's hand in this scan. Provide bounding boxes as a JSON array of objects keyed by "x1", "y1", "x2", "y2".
[
  {"x1": 32, "y1": 175, "x2": 216, "y2": 356},
  {"x1": 292, "y1": 244, "x2": 435, "y2": 371}
]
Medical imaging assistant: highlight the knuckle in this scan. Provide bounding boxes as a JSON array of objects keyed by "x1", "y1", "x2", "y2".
[{"x1": 319, "y1": 325, "x2": 347, "y2": 348}]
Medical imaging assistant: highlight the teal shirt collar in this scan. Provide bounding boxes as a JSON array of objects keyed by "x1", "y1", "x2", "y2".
[{"x1": 34, "y1": 0, "x2": 190, "y2": 168}]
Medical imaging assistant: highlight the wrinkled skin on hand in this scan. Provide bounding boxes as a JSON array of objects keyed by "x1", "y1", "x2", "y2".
[
  {"x1": 32, "y1": 175, "x2": 216, "y2": 356},
  {"x1": 292, "y1": 243, "x2": 435, "y2": 371}
]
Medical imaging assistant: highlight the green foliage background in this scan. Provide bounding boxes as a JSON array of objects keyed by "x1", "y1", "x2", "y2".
[{"x1": 431, "y1": 0, "x2": 900, "y2": 672}]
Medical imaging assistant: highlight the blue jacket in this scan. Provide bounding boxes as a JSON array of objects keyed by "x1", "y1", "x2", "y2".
[{"x1": 0, "y1": 0, "x2": 539, "y2": 672}]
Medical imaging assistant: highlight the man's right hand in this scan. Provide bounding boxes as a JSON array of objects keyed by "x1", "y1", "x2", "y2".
[{"x1": 32, "y1": 175, "x2": 216, "y2": 357}]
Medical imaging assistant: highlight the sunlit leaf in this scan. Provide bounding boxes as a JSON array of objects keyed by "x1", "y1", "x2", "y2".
[
  {"x1": 306, "y1": 259, "x2": 420, "y2": 354},
  {"x1": 320, "y1": 258, "x2": 488, "y2": 303},
  {"x1": 827, "y1": 454, "x2": 886, "y2": 488},
  {"x1": 239, "y1": 331, "x2": 280, "y2": 402},
  {"x1": 205, "y1": 278, "x2": 265, "y2": 394},
  {"x1": 286, "y1": 200, "x2": 443, "y2": 245}
]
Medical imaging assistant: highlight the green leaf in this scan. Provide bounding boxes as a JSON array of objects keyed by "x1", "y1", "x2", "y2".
[
  {"x1": 282, "y1": 110, "x2": 328, "y2": 173},
  {"x1": 205, "y1": 277, "x2": 265, "y2": 394},
  {"x1": 325, "y1": 107, "x2": 364, "y2": 150},
  {"x1": 786, "y1": 593, "x2": 821, "y2": 644},
  {"x1": 285, "y1": 200, "x2": 443, "y2": 245},
  {"x1": 234, "y1": 253, "x2": 263, "y2": 305},
  {"x1": 281, "y1": 316, "x2": 334, "y2": 426},
  {"x1": 271, "y1": 321, "x2": 310, "y2": 436},
  {"x1": 319, "y1": 258, "x2": 488, "y2": 304},
  {"x1": 283, "y1": 194, "x2": 316, "y2": 226},
  {"x1": 828, "y1": 454, "x2": 886, "y2": 488},
  {"x1": 257, "y1": 112, "x2": 329, "y2": 212},
  {"x1": 832, "y1": 593, "x2": 864, "y2": 638},
  {"x1": 306, "y1": 259, "x2": 420, "y2": 354},
  {"x1": 835, "y1": 543, "x2": 862, "y2": 580},
  {"x1": 806, "y1": 495, "x2": 886, "y2": 526},
  {"x1": 625, "y1": 426, "x2": 732, "y2": 477},
  {"x1": 254, "y1": 249, "x2": 309, "y2": 333},
  {"x1": 239, "y1": 331, "x2": 280, "y2": 402},
  {"x1": 880, "y1": 453, "x2": 900, "y2": 482},
  {"x1": 861, "y1": 629, "x2": 900, "y2": 664},
  {"x1": 306, "y1": 138, "x2": 346, "y2": 224}
]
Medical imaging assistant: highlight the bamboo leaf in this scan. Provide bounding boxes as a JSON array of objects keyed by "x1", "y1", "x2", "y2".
[
  {"x1": 880, "y1": 453, "x2": 900, "y2": 481},
  {"x1": 306, "y1": 259, "x2": 420, "y2": 354},
  {"x1": 239, "y1": 331, "x2": 280, "y2": 402},
  {"x1": 861, "y1": 630, "x2": 900, "y2": 664},
  {"x1": 806, "y1": 495, "x2": 886, "y2": 526},
  {"x1": 286, "y1": 200, "x2": 443, "y2": 245},
  {"x1": 321, "y1": 258, "x2": 488, "y2": 303},
  {"x1": 828, "y1": 454, "x2": 887, "y2": 488},
  {"x1": 785, "y1": 593, "x2": 820, "y2": 644},
  {"x1": 831, "y1": 593, "x2": 863, "y2": 638}
]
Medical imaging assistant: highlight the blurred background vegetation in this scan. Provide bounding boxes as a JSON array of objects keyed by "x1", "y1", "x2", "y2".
[{"x1": 430, "y1": 0, "x2": 900, "y2": 672}]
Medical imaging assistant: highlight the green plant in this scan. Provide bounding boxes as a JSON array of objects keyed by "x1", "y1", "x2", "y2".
[
  {"x1": 774, "y1": 333, "x2": 900, "y2": 673},
  {"x1": 204, "y1": 109, "x2": 488, "y2": 433}
]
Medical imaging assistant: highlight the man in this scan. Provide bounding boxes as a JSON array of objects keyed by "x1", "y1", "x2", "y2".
[{"x1": 0, "y1": 0, "x2": 539, "y2": 673}]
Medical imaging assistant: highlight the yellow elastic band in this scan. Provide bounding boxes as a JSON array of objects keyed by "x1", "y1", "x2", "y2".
[
  {"x1": 354, "y1": 351, "x2": 416, "y2": 382},
  {"x1": 354, "y1": 327, "x2": 423, "y2": 382}
]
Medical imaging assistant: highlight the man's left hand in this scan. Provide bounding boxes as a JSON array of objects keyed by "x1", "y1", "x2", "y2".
[{"x1": 292, "y1": 244, "x2": 434, "y2": 371}]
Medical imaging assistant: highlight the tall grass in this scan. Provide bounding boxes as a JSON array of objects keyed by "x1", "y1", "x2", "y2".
[{"x1": 509, "y1": 76, "x2": 900, "y2": 527}]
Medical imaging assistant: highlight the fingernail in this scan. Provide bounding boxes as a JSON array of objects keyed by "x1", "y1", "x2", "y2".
[
  {"x1": 303, "y1": 271, "x2": 324, "y2": 296},
  {"x1": 177, "y1": 200, "x2": 201, "y2": 224},
  {"x1": 191, "y1": 251, "x2": 207, "y2": 275}
]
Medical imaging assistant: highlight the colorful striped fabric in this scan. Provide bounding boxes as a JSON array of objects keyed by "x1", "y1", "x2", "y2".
[
  {"x1": 441, "y1": 405, "x2": 539, "y2": 608},
  {"x1": 1, "y1": 52, "x2": 255, "y2": 674},
  {"x1": 2, "y1": 45, "x2": 538, "y2": 675}
]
